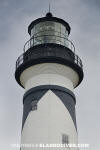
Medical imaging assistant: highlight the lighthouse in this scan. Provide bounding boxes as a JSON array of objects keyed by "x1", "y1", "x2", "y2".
[{"x1": 15, "y1": 12, "x2": 83, "y2": 150}]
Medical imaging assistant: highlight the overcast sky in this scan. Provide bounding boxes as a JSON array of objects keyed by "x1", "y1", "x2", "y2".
[{"x1": 0, "y1": 0, "x2": 100, "y2": 150}]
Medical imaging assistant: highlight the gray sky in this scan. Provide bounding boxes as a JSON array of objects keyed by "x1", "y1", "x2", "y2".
[{"x1": 0, "y1": 0, "x2": 100, "y2": 150}]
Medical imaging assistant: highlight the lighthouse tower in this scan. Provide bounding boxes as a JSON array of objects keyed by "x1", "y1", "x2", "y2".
[{"x1": 15, "y1": 12, "x2": 83, "y2": 150}]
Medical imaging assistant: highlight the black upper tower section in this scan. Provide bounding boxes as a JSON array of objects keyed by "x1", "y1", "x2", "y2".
[{"x1": 15, "y1": 12, "x2": 84, "y2": 88}]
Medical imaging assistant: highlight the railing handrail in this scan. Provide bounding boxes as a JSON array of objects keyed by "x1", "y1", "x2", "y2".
[
  {"x1": 23, "y1": 34, "x2": 75, "y2": 53},
  {"x1": 16, "y1": 49, "x2": 83, "y2": 70}
]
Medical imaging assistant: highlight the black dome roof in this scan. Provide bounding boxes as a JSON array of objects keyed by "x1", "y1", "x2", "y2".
[{"x1": 28, "y1": 13, "x2": 71, "y2": 35}]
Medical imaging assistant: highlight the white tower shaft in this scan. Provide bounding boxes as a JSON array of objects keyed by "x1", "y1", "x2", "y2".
[{"x1": 20, "y1": 63, "x2": 79, "y2": 150}]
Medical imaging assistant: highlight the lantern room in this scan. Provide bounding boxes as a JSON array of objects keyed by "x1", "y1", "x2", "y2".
[{"x1": 28, "y1": 12, "x2": 71, "y2": 48}]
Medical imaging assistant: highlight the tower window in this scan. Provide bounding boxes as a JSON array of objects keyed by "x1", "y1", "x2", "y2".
[
  {"x1": 31, "y1": 100, "x2": 38, "y2": 111},
  {"x1": 62, "y1": 134, "x2": 69, "y2": 144}
]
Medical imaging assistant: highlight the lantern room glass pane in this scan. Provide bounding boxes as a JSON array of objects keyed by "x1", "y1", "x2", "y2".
[{"x1": 30, "y1": 21, "x2": 69, "y2": 47}]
